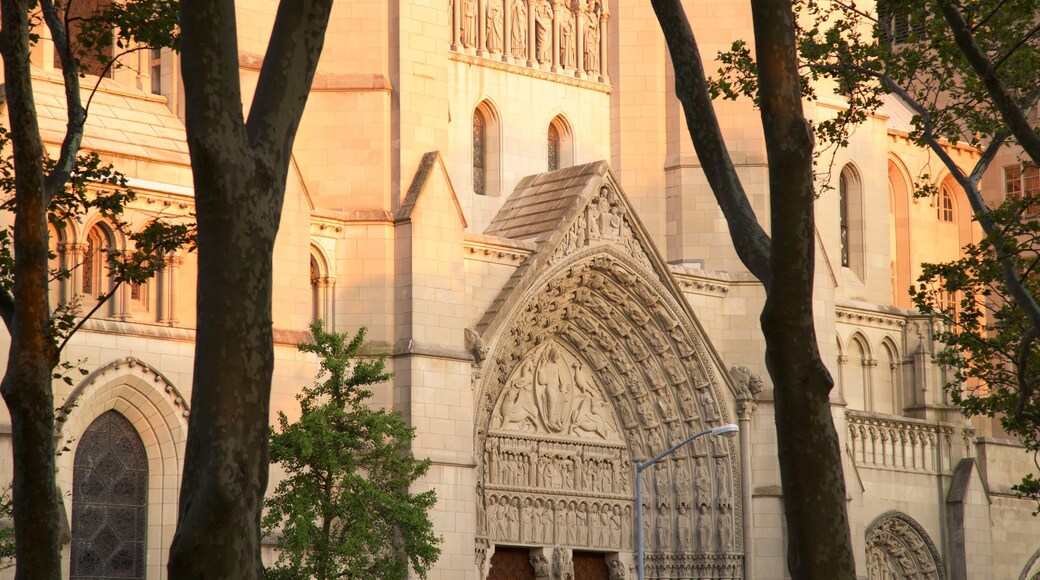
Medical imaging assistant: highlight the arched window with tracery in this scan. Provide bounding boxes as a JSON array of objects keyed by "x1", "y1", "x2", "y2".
[{"x1": 70, "y1": 410, "x2": 148, "y2": 579}]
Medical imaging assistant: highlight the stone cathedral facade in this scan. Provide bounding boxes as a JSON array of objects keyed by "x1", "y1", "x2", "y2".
[{"x1": 2, "y1": 1, "x2": 1040, "y2": 579}]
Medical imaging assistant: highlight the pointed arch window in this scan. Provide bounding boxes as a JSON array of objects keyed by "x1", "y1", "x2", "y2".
[
  {"x1": 839, "y1": 172, "x2": 850, "y2": 267},
  {"x1": 83, "y1": 224, "x2": 113, "y2": 297},
  {"x1": 473, "y1": 108, "x2": 487, "y2": 196},
  {"x1": 548, "y1": 123, "x2": 560, "y2": 172},
  {"x1": 547, "y1": 115, "x2": 573, "y2": 172},
  {"x1": 838, "y1": 165, "x2": 863, "y2": 276},
  {"x1": 472, "y1": 101, "x2": 501, "y2": 197},
  {"x1": 71, "y1": 411, "x2": 147, "y2": 579}
]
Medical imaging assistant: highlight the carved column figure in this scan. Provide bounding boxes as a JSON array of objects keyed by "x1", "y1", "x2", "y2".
[
  {"x1": 583, "y1": 6, "x2": 599, "y2": 73},
  {"x1": 486, "y1": 0, "x2": 503, "y2": 53},
  {"x1": 696, "y1": 503, "x2": 712, "y2": 551},
  {"x1": 462, "y1": 0, "x2": 477, "y2": 47},
  {"x1": 511, "y1": 0, "x2": 527, "y2": 60}
]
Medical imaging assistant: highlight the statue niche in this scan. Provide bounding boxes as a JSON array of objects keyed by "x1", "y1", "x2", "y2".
[{"x1": 491, "y1": 342, "x2": 621, "y2": 440}]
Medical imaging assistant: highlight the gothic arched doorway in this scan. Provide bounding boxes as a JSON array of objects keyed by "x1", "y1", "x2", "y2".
[{"x1": 70, "y1": 410, "x2": 148, "y2": 579}]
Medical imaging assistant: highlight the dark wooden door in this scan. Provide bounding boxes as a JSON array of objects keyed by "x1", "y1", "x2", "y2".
[
  {"x1": 488, "y1": 547, "x2": 536, "y2": 580},
  {"x1": 573, "y1": 552, "x2": 609, "y2": 580}
]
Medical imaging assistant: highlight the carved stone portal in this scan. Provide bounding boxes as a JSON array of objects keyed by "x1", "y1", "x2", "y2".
[{"x1": 476, "y1": 181, "x2": 743, "y2": 578}]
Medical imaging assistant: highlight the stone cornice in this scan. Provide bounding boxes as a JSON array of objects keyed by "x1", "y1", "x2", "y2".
[
  {"x1": 835, "y1": 303, "x2": 908, "y2": 331},
  {"x1": 449, "y1": 51, "x2": 612, "y2": 93}
]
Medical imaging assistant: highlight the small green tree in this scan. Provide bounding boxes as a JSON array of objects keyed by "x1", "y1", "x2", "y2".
[{"x1": 263, "y1": 321, "x2": 440, "y2": 580}]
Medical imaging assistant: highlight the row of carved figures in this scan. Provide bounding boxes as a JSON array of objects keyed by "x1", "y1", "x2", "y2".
[
  {"x1": 482, "y1": 493, "x2": 737, "y2": 553},
  {"x1": 489, "y1": 449, "x2": 630, "y2": 493},
  {"x1": 642, "y1": 501, "x2": 736, "y2": 553},
  {"x1": 485, "y1": 444, "x2": 732, "y2": 505},
  {"x1": 451, "y1": 0, "x2": 609, "y2": 80},
  {"x1": 484, "y1": 495, "x2": 632, "y2": 549}
]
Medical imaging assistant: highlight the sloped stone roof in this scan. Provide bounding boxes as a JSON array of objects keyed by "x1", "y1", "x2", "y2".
[
  {"x1": 485, "y1": 161, "x2": 608, "y2": 243},
  {"x1": 27, "y1": 69, "x2": 189, "y2": 167}
]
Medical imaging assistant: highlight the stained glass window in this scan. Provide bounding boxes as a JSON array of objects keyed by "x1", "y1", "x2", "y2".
[
  {"x1": 473, "y1": 109, "x2": 486, "y2": 196},
  {"x1": 71, "y1": 411, "x2": 147, "y2": 580},
  {"x1": 548, "y1": 123, "x2": 560, "y2": 172}
]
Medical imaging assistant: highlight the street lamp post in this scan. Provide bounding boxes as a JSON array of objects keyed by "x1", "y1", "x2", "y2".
[{"x1": 634, "y1": 423, "x2": 739, "y2": 580}]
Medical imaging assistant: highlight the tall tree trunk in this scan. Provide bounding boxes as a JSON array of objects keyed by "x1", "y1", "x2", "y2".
[
  {"x1": 752, "y1": 0, "x2": 855, "y2": 577},
  {"x1": 652, "y1": 0, "x2": 856, "y2": 576},
  {"x1": 168, "y1": 1, "x2": 332, "y2": 576},
  {"x1": 0, "y1": 2, "x2": 63, "y2": 578}
]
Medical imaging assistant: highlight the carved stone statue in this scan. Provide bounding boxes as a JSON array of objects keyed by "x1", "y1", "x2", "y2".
[
  {"x1": 462, "y1": 0, "x2": 477, "y2": 47},
  {"x1": 677, "y1": 503, "x2": 693, "y2": 550},
  {"x1": 718, "y1": 503, "x2": 734, "y2": 551},
  {"x1": 510, "y1": 0, "x2": 527, "y2": 57},
  {"x1": 534, "y1": 0, "x2": 553, "y2": 63},
  {"x1": 700, "y1": 388, "x2": 720, "y2": 421},
  {"x1": 537, "y1": 345, "x2": 573, "y2": 432},
  {"x1": 559, "y1": 8, "x2": 575, "y2": 68},
  {"x1": 657, "y1": 505, "x2": 672, "y2": 550},
  {"x1": 607, "y1": 559, "x2": 626, "y2": 580},
  {"x1": 531, "y1": 554, "x2": 551, "y2": 578},
  {"x1": 693, "y1": 456, "x2": 711, "y2": 506},
  {"x1": 508, "y1": 497, "x2": 520, "y2": 538},
  {"x1": 486, "y1": 0, "x2": 503, "y2": 52},
  {"x1": 597, "y1": 504, "x2": 611, "y2": 546},
  {"x1": 552, "y1": 547, "x2": 573, "y2": 580},
  {"x1": 715, "y1": 457, "x2": 730, "y2": 497},
  {"x1": 696, "y1": 503, "x2": 712, "y2": 551},
  {"x1": 730, "y1": 364, "x2": 765, "y2": 400},
  {"x1": 610, "y1": 505, "x2": 622, "y2": 546},
  {"x1": 496, "y1": 360, "x2": 537, "y2": 430},
  {"x1": 584, "y1": 18, "x2": 599, "y2": 73}
]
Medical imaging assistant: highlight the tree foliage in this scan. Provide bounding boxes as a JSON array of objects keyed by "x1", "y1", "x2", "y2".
[
  {"x1": 263, "y1": 322, "x2": 440, "y2": 580},
  {"x1": 710, "y1": 0, "x2": 1040, "y2": 509}
]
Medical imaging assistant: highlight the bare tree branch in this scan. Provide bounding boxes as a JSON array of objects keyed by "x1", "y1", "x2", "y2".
[
  {"x1": 39, "y1": 0, "x2": 85, "y2": 200},
  {"x1": 935, "y1": 0, "x2": 1040, "y2": 166},
  {"x1": 55, "y1": 282, "x2": 121, "y2": 355}
]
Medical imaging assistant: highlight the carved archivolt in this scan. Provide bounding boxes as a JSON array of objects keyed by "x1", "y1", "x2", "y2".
[
  {"x1": 474, "y1": 201, "x2": 741, "y2": 578},
  {"x1": 865, "y1": 512, "x2": 945, "y2": 580}
]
